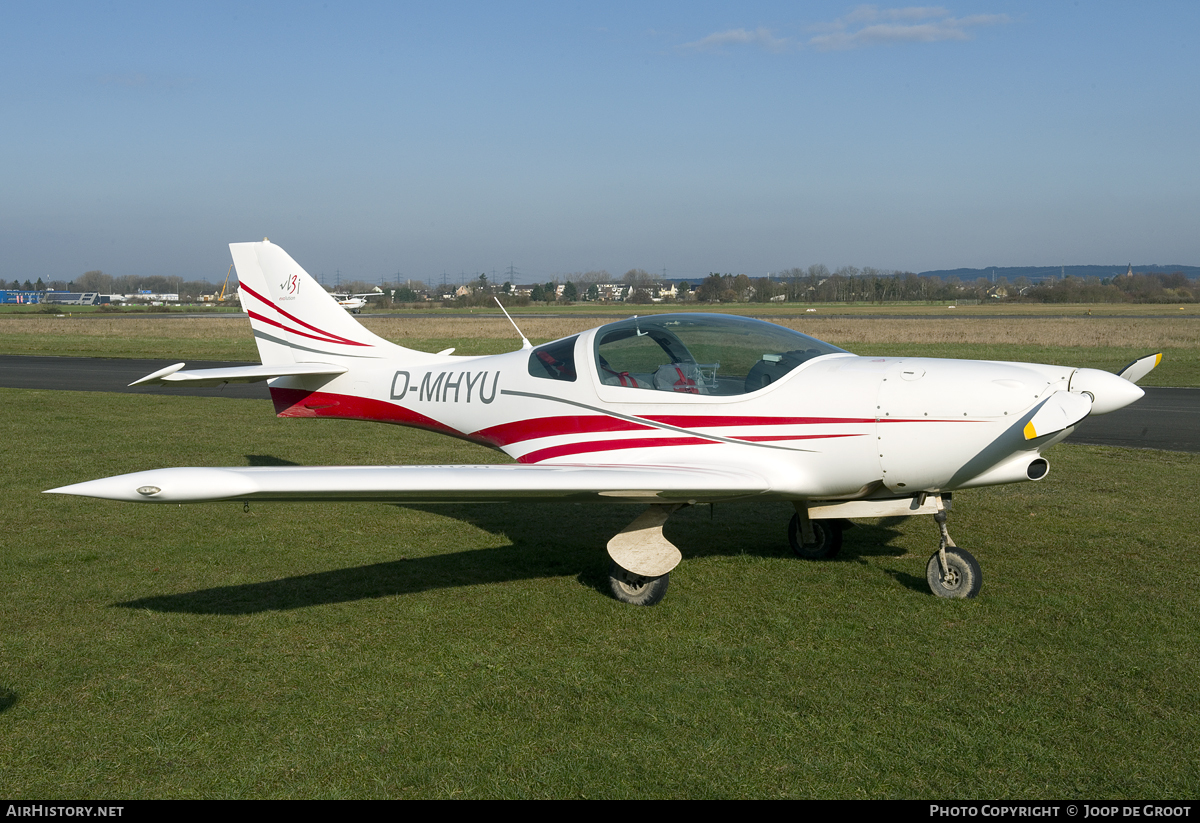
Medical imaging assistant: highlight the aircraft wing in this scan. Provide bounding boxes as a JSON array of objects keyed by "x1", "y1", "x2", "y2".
[
  {"x1": 46, "y1": 464, "x2": 770, "y2": 505},
  {"x1": 129, "y1": 362, "x2": 348, "y2": 387}
]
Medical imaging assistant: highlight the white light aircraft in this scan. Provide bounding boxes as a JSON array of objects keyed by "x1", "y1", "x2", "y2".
[
  {"x1": 48, "y1": 240, "x2": 1161, "y2": 605},
  {"x1": 332, "y1": 288, "x2": 383, "y2": 314}
]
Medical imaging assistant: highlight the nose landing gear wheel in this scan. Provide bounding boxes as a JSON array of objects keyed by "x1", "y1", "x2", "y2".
[
  {"x1": 926, "y1": 547, "x2": 982, "y2": 599},
  {"x1": 787, "y1": 515, "x2": 843, "y2": 560},
  {"x1": 608, "y1": 561, "x2": 670, "y2": 606}
]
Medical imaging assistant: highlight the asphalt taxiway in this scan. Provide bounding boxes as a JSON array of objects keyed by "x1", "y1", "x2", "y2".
[{"x1": 0, "y1": 355, "x2": 269, "y2": 399}]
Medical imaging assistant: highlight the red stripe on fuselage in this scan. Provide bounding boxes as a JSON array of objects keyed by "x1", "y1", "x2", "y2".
[
  {"x1": 267, "y1": 387, "x2": 963, "y2": 462},
  {"x1": 516, "y1": 431, "x2": 867, "y2": 464},
  {"x1": 732, "y1": 433, "x2": 866, "y2": 443},
  {"x1": 644, "y1": 414, "x2": 879, "y2": 427},
  {"x1": 270, "y1": 388, "x2": 463, "y2": 438},
  {"x1": 473, "y1": 413, "x2": 882, "y2": 449},
  {"x1": 470, "y1": 415, "x2": 653, "y2": 447},
  {"x1": 518, "y1": 437, "x2": 716, "y2": 464}
]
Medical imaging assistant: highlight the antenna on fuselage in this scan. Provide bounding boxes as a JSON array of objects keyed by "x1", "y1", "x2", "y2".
[{"x1": 494, "y1": 296, "x2": 532, "y2": 350}]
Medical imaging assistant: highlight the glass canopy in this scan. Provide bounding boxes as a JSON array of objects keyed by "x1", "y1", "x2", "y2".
[{"x1": 593, "y1": 314, "x2": 847, "y2": 396}]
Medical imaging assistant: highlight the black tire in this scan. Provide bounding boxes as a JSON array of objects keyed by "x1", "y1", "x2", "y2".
[
  {"x1": 608, "y1": 561, "x2": 670, "y2": 606},
  {"x1": 926, "y1": 547, "x2": 983, "y2": 599},
  {"x1": 787, "y1": 515, "x2": 843, "y2": 560}
]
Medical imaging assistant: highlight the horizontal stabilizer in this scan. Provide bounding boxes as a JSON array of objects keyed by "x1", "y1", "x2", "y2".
[
  {"x1": 46, "y1": 464, "x2": 769, "y2": 505},
  {"x1": 130, "y1": 362, "x2": 348, "y2": 387}
]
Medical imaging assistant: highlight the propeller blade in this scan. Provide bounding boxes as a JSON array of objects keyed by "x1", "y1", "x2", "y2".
[
  {"x1": 1117, "y1": 352, "x2": 1163, "y2": 384},
  {"x1": 1023, "y1": 390, "x2": 1093, "y2": 440}
]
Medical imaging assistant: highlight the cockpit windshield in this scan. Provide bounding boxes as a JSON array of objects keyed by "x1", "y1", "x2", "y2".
[{"x1": 594, "y1": 313, "x2": 847, "y2": 396}]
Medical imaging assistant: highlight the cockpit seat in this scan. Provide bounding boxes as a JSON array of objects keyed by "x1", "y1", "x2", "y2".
[{"x1": 653, "y1": 363, "x2": 701, "y2": 394}]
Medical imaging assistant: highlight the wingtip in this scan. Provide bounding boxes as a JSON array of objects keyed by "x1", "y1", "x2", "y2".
[
  {"x1": 44, "y1": 480, "x2": 108, "y2": 498},
  {"x1": 129, "y1": 362, "x2": 186, "y2": 387}
]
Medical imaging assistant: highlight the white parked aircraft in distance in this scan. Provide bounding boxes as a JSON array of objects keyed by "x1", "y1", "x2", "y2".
[
  {"x1": 332, "y1": 288, "x2": 383, "y2": 314},
  {"x1": 48, "y1": 240, "x2": 1161, "y2": 605}
]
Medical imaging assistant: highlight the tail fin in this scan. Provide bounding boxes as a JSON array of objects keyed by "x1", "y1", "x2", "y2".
[{"x1": 231, "y1": 240, "x2": 412, "y2": 366}]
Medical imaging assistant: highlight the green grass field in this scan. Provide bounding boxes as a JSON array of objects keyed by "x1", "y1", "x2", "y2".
[{"x1": 3, "y1": 389, "x2": 1199, "y2": 798}]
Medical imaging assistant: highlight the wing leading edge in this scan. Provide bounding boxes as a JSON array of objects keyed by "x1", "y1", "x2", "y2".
[{"x1": 46, "y1": 464, "x2": 770, "y2": 505}]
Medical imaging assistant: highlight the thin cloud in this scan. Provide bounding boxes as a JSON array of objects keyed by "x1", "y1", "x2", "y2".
[
  {"x1": 680, "y1": 26, "x2": 790, "y2": 53},
  {"x1": 843, "y1": 6, "x2": 950, "y2": 24},
  {"x1": 809, "y1": 5, "x2": 1009, "y2": 51}
]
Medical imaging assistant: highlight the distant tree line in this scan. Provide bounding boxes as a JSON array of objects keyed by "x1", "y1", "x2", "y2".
[
  {"x1": 694, "y1": 268, "x2": 1195, "y2": 304},
  {"x1": 391, "y1": 265, "x2": 1198, "y2": 307},
  {"x1": 12, "y1": 270, "x2": 218, "y2": 300},
  {"x1": 9, "y1": 265, "x2": 1195, "y2": 306},
  {"x1": 6, "y1": 277, "x2": 46, "y2": 291},
  {"x1": 1021, "y1": 271, "x2": 1194, "y2": 303}
]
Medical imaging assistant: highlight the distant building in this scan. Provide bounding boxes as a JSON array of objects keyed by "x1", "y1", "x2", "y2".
[
  {"x1": 43, "y1": 292, "x2": 110, "y2": 305},
  {"x1": 0, "y1": 290, "x2": 42, "y2": 304},
  {"x1": 596, "y1": 284, "x2": 627, "y2": 301},
  {"x1": 116, "y1": 293, "x2": 180, "y2": 303}
]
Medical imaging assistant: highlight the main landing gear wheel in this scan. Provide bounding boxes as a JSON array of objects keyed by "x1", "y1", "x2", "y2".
[
  {"x1": 608, "y1": 561, "x2": 670, "y2": 606},
  {"x1": 926, "y1": 547, "x2": 982, "y2": 599},
  {"x1": 787, "y1": 515, "x2": 843, "y2": 560}
]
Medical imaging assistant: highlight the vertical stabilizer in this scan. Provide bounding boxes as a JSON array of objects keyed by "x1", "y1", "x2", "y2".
[{"x1": 231, "y1": 240, "x2": 411, "y2": 366}]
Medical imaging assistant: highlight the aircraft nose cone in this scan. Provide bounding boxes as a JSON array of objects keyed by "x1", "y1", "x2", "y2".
[{"x1": 1069, "y1": 368, "x2": 1145, "y2": 415}]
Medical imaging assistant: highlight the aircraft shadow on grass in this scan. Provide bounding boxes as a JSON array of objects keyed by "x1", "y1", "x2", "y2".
[
  {"x1": 115, "y1": 458, "x2": 920, "y2": 615},
  {"x1": 245, "y1": 454, "x2": 301, "y2": 467}
]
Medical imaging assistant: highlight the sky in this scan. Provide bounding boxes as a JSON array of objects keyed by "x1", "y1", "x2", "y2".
[{"x1": 2, "y1": 1, "x2": 1198, "y2": 286}]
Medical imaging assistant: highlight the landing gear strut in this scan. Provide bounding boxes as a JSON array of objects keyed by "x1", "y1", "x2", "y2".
[
  {"x1": 787, "y1": 504, "x2": 843, "y2": 560},
  {"x1": 926, "y1": 494, "x2": 982, "y2": 599}
]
